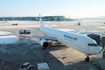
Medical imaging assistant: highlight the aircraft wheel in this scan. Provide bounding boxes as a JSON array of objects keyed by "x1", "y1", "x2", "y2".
[{"x1": 85, "y1": 56, "x2": 90, "y2": 61}]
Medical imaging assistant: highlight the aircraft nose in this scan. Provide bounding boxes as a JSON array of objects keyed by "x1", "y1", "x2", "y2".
[{"x1": 96, "y1": 47, "x2": 102, "y2": 54}]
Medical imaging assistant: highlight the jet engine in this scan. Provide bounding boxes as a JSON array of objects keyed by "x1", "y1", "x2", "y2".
[{"x1": 40, "y1": 39, "x2": 49, "y2": 48}]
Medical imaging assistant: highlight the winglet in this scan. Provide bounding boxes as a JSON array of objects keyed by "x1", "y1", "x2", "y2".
[{"x1": 39, "y1": 14, "x2": 44, "y2": 27}]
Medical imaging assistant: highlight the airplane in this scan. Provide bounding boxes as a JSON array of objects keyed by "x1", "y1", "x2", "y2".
[{"x1": 21, "y1": 14, "x2": 102, "y2": 61}]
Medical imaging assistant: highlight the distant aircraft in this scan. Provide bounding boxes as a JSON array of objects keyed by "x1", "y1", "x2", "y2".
[{"x1": 24, "y1": 14, "x2": 102, "y2": 61}]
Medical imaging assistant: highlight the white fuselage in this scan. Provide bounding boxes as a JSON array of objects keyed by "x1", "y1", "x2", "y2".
[{"x1": 40, "y1": 27, "x2": 101, "y2": 55}]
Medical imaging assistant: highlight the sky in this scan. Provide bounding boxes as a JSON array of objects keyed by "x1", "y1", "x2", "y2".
[{"x1": 0, "y1": 0, "x2": 105, "y2": 18}]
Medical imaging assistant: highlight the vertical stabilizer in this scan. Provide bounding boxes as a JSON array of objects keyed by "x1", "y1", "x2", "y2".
[{"x1": 39, "y1": 14, "x2": 44, "y2": 27}]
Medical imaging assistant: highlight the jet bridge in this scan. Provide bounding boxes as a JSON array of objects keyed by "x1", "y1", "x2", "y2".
[
  {"x1": 87, "y1": 34, "x2": 105, "y2": 56},
  {"x1": 102, "y1": 35, "x2": 105, "y2": 55},
  {"x1": 87, "y1": 34, "x2": 100, "y2": 46}
]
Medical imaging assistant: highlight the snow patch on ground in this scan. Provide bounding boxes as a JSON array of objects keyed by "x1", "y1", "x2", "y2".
[
  {"x1": 57, "y1": 29, "x2": 74, "y2": 32},
  {"x1": 0, "y1": 25, "x2": 49, "y2": 28},
  {"x1": 0, "y1": 31, "x2": 11, "y2": 35},
  {"x1": 0, "y1": 31, "x2": 19, "y2": 44},
  {"x1": 0, "y1": 35, "x2": 19, "y2": 44},
  {"x1": 98, "y1": 27, "x2": 105, "y2": 28}
]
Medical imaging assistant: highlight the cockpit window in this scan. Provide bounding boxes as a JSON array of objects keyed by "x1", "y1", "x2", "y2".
[{"x1": 88, "y1": 43, "x2": 98, "y2": 46}]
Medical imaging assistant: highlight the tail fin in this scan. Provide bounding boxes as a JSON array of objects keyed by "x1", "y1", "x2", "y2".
[{"x1": 39, "y1": 14, "x2": 44, "y2": 27}]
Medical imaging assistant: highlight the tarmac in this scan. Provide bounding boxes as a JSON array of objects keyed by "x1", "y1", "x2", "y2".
[{"x1": 0, "y1": 20, "x2": 105, "y2": 70}]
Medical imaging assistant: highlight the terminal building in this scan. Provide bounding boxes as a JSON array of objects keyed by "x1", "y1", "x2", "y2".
[{"x1": 0, "y1": 16, "x2": 71, "y2": 21}]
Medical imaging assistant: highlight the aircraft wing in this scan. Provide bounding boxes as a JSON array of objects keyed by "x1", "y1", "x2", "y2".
[
  {"x1": 32, "y1": 36, "x2": 58, "y2": 41},
  {"x1": 7, "y1": 33, "x2": 58, "y2": 41},
  {"x1": 16, "y1": 34, "x2": 57, "y2": 40}
]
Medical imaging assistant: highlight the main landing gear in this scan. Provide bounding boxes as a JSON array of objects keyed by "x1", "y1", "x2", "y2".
[{"x1": 85, "y1": 54, "x2": 90, "y2": 61}]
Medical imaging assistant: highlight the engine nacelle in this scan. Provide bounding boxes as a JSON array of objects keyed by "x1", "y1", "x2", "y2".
[{"x1": 40, "y1": 39, "x2": 49, "y2": 48}]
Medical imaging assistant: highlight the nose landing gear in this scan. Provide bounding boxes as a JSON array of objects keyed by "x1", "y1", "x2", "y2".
[
  {"x1": 85, "y1": 54, "x2": 90, "y2": 61},
  {"x1": 85, "y1": 56, "x2": 90, "y2": 61}
]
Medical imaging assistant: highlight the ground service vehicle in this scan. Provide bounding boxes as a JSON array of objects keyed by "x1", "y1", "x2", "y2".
[
  {"x1": 19, "y1": 30, "x2": 31, "y2": 34},
  {"x1": 18, "y1": 62, "x2": 31, "y2": 70}
]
